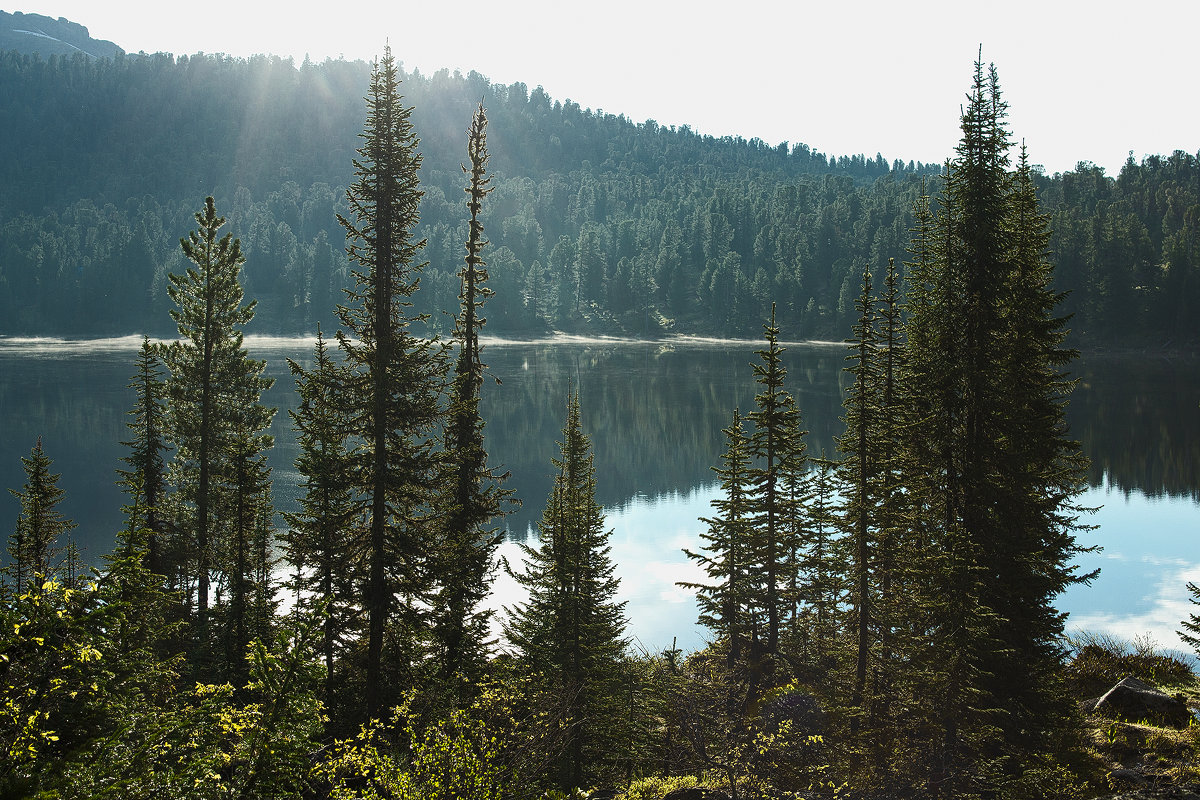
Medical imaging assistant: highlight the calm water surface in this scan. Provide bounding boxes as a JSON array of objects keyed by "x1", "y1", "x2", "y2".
[{"x1": 0, "y1": 335, "x2": 1196, "y2": 653}]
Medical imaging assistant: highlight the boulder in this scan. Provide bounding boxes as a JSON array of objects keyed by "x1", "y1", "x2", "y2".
[{"x1": 1093, "y1": 677, "x2": 1191, "y2": 728}]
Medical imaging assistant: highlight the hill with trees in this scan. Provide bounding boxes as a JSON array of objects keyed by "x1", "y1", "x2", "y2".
[{"x1": 3, "y1": 44, "x2": 1194, "y2": 346}]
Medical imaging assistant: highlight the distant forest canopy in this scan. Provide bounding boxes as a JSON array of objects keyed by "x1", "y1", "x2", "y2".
[{"x1": 0, "y1": 48, "x2": 1197, "y2": 344}]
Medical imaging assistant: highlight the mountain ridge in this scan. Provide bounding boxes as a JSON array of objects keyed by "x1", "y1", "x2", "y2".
[{"x1": 0, "y1": 9, "x2": 121, "y2": 59}]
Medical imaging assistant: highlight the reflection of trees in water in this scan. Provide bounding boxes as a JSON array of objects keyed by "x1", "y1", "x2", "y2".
[
  {"x1": 480, "y1": 342, "x2": 848, "y2": 538},
  {"x1": 1069, "y1": 354, "x2": 1200, "y2": 501},
  {"x1": 1, "y1": 343, "x2": 1194, "y2": 560}
]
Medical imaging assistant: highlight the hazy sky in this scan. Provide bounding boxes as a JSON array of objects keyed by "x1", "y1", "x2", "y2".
[{"x1": 8, "y1": 0, "x2": 1197, "y2": 175}]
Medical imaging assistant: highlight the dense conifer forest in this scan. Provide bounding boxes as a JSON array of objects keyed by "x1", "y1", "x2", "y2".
[
  {"x1": 4, "y1": 34, "x2": 1200, "y2": 800},
  {"x1": 1, "y1": 47, "x2": 1197, "y2": 344}
]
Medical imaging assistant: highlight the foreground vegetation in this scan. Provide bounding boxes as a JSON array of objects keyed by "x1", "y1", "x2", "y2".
[{"x1": 3, "y1": 49, "x2": 1199, "y2": 800}]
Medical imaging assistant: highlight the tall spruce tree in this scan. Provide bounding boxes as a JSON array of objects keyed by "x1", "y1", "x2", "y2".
[
  {"x1": 900, "y1": 59, "x2": 1090, "y2": 789},
  {"x1": 745, "y1": 304, "x2": 805, "y2": 664},
  {"x1": 430, "y1": 103, "x2": 514, "y2": 702},
  {"x1": 334, "y1": 46, "x2": 444, "y2": 716},
  {"x1": 504, "y1": 388, "x2": 628, "y2": 791},
  {"x1": 162, "y1": 196, "x2": 274, "y2": 658},
  {"x1": 838, "y1": 264, "x2": 878, "y2": 738}
]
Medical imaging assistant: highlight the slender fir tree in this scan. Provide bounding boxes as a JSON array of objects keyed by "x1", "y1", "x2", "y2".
[
  {"x1": 682, "y1": 408, "x2": 755, "y2": 669},
  {"x1": 282, "y1": 326, "x2": 358, "y2": 709},
  {"x1": 745, "y1": 304, "x2": 804, "y2": 664},
  {"x1": 334, "y1": 46, "x2": 444, "y2": 717},
  {"x1": 837, "y1": 264, "x2": 879, "y2": 739},
  {"x1": 118, "y1": 336, "x2": 170, "y2": 575},
  {"x1": 430, "y1": 103, "x2": 514, "y2": 702}
]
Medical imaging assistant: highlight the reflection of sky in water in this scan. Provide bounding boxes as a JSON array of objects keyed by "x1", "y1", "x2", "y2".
[
  {"x1": 1062, "y1": 482, "x2": 1200, "y2": 651},
  {"x1": 487, "y1": 486, "x2": 717, "y2": 655},
  {"x1": 493, "y1": 481, "x2": 1200, "y2": 657}
]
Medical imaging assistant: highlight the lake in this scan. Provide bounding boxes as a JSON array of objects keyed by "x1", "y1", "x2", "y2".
[{"x1": 0, "y1": 335, "x2": 1196, "y2": 655}]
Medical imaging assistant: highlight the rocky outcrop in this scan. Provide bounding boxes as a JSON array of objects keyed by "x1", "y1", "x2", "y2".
[
  {"x1": 1093, "y1": 677, "x2": 1192, "y2": 729},
  {"x1": 0, "y1": 11, "x2": 124, "y2": 60}
]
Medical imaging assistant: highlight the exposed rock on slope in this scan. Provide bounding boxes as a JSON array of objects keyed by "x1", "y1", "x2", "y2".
[{"x1": 0, "y1": 11, "x2": 122, "y2": 59}]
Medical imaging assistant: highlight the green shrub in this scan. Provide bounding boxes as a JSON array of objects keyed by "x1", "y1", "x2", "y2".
[
  {"x1": 617, "y1": 774, "x2": 701, "y2": 800},
  {"x1": 1065, "y1": 631, "x2": 1195, "y2": 698}
]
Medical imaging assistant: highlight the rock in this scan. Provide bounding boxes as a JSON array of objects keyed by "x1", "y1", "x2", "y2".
[
  {"x1": 1093, "y1": 677, "x2": 1191, "y2": 728},
  {"x1": 662, "y1": 788, "x2": 732, "y2": 800},
  {"x1": 1108, "y1": 768, "x2": 1150, "y2": 786},
  {"x1": 586, "y1": 791, "x2": 618, "y2": 800}
]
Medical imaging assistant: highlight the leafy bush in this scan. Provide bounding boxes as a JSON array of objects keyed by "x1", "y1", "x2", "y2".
[
  {"x1": 617, "y1": 774, "x2": 701, "y2": 800},
  {"x1": 1065, "y1": 631, "x2": 1195, "y2": 698}
]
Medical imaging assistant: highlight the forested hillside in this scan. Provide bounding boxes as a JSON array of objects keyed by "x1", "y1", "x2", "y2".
[{"x1": 0, "y1": 48, "x2": 1197, "y2": 345}]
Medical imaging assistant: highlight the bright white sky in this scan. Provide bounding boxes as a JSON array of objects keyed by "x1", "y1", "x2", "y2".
[{"x1": 7, "y1": 1, "x2": 1198, "y2": 175}]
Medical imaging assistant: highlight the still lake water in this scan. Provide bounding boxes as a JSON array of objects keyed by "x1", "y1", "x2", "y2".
[{"x1": 0, "y1": 335, "x2": 1196, "y2": 654}]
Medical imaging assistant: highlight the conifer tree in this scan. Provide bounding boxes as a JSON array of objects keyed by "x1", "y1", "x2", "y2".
[
  {"x1": 505, "y1": 388, "x2": 627, "y2": 791},
  {"x1": 282, "y1": 326, "x2": 357, "y2": 706},
  {"x1": 430, "y1": 104, "x2": 514, "y2": 701},
  {"x1": 682, "y1": 408, "x2": 754, "y2": 669},
  {"x1": 798, "y1": 454, "x2": 843, "y2": 671},
  {"x1": 6, "y1": 439, "x2": 74, "y2": 595},
  {"x1": 334, "y1": 46, "x2": 444, "y2": 716},
  {"x1": 838, "y1": 264, "x2": 878, "y2": 737},
  {"x1": 162, "y1": 195, "x2": 274, "y2": 655},
  {"x1": 118, "y1": 336, "x2": 170, "y2": 575},
  {"x1": 745, "y1": 304, "x2": 805, "y2": 663},
  {"x1": 1179, "y1": 582, "x2": 1200, "y2": 655},
  {"x1": 218, "y1": 428, "x2": 275, "y2": 685},
  {"x1": 899, "y1": 58, "x2": 1090, "y2": 788}
]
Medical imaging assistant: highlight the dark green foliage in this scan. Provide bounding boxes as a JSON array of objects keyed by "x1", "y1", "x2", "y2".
[
  {"x1": 430, "y1": 104, "x2": 516, "y2": 703},
  {"x1": 682, "y1": 408, "x2": 755, "y2": 668},
  {"x1": 281, "y1": 326, "x2": 359, "y2": 711},
  {"x1": 1179, "y1": 582, "x2": 1200, "y2": 657},
  {"x1": 333, "y1": 46, "x2": 446, "y2": 717},
  {"x1": 4, "y1": 49, "x2": 1195, "y2": 346},
  {"x1": 897, "y1": 59, "x2": 1090, "y2": 790},
  {"x1": 5, "y1": 439, "x2": 75, "y2": 595},
  {"x1": 117, "y1": 336, "x2": 170, "y2": 574},
  {"x1": 504, "y1": 388, "x2": 628, "y2": 790},
  {"x1": 161, "y1": 195, "x2": 275, "y2": 676},
  {"x1": 744, "y1": 305, "x2": 807, "y2": 663}
]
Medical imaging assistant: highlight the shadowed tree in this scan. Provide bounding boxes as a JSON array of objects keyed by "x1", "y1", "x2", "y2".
[
  {"x1": 431, "y1": 103, "x2": 515, "y2": 704},
  {"x1": 334, "y1": 46, "x2": 445, "y2": 717},
  {"x1": 162, "y1": 196, "x2": 273, "y2": 666},
  {"x1": 505, "y1": 388, "x2": 627, "y2": 791}
]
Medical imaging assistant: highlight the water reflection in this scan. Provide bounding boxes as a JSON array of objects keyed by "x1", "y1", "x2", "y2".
[{"x1": 0, "y1": 337, "x2": 1197, "y2": 651}]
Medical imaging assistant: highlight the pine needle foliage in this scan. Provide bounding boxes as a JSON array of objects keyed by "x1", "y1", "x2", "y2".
[
  {"x1": 431, "y1": 103, "x2": 516, "y2": 703},
  {"x1": 334, "y1": 45, "x2": 446, "y2": 717},
  {"x1": 504, "y1": 388, "x2": 628, "y2": 791}
]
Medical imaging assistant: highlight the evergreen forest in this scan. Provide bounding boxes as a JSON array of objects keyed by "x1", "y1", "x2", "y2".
[
  {"x1": 0, "y1": 47, "x2": 1198, "y2": 345},
  {"x1": 5, "y1": 40, "x2": 1200, "y2": 800}
]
